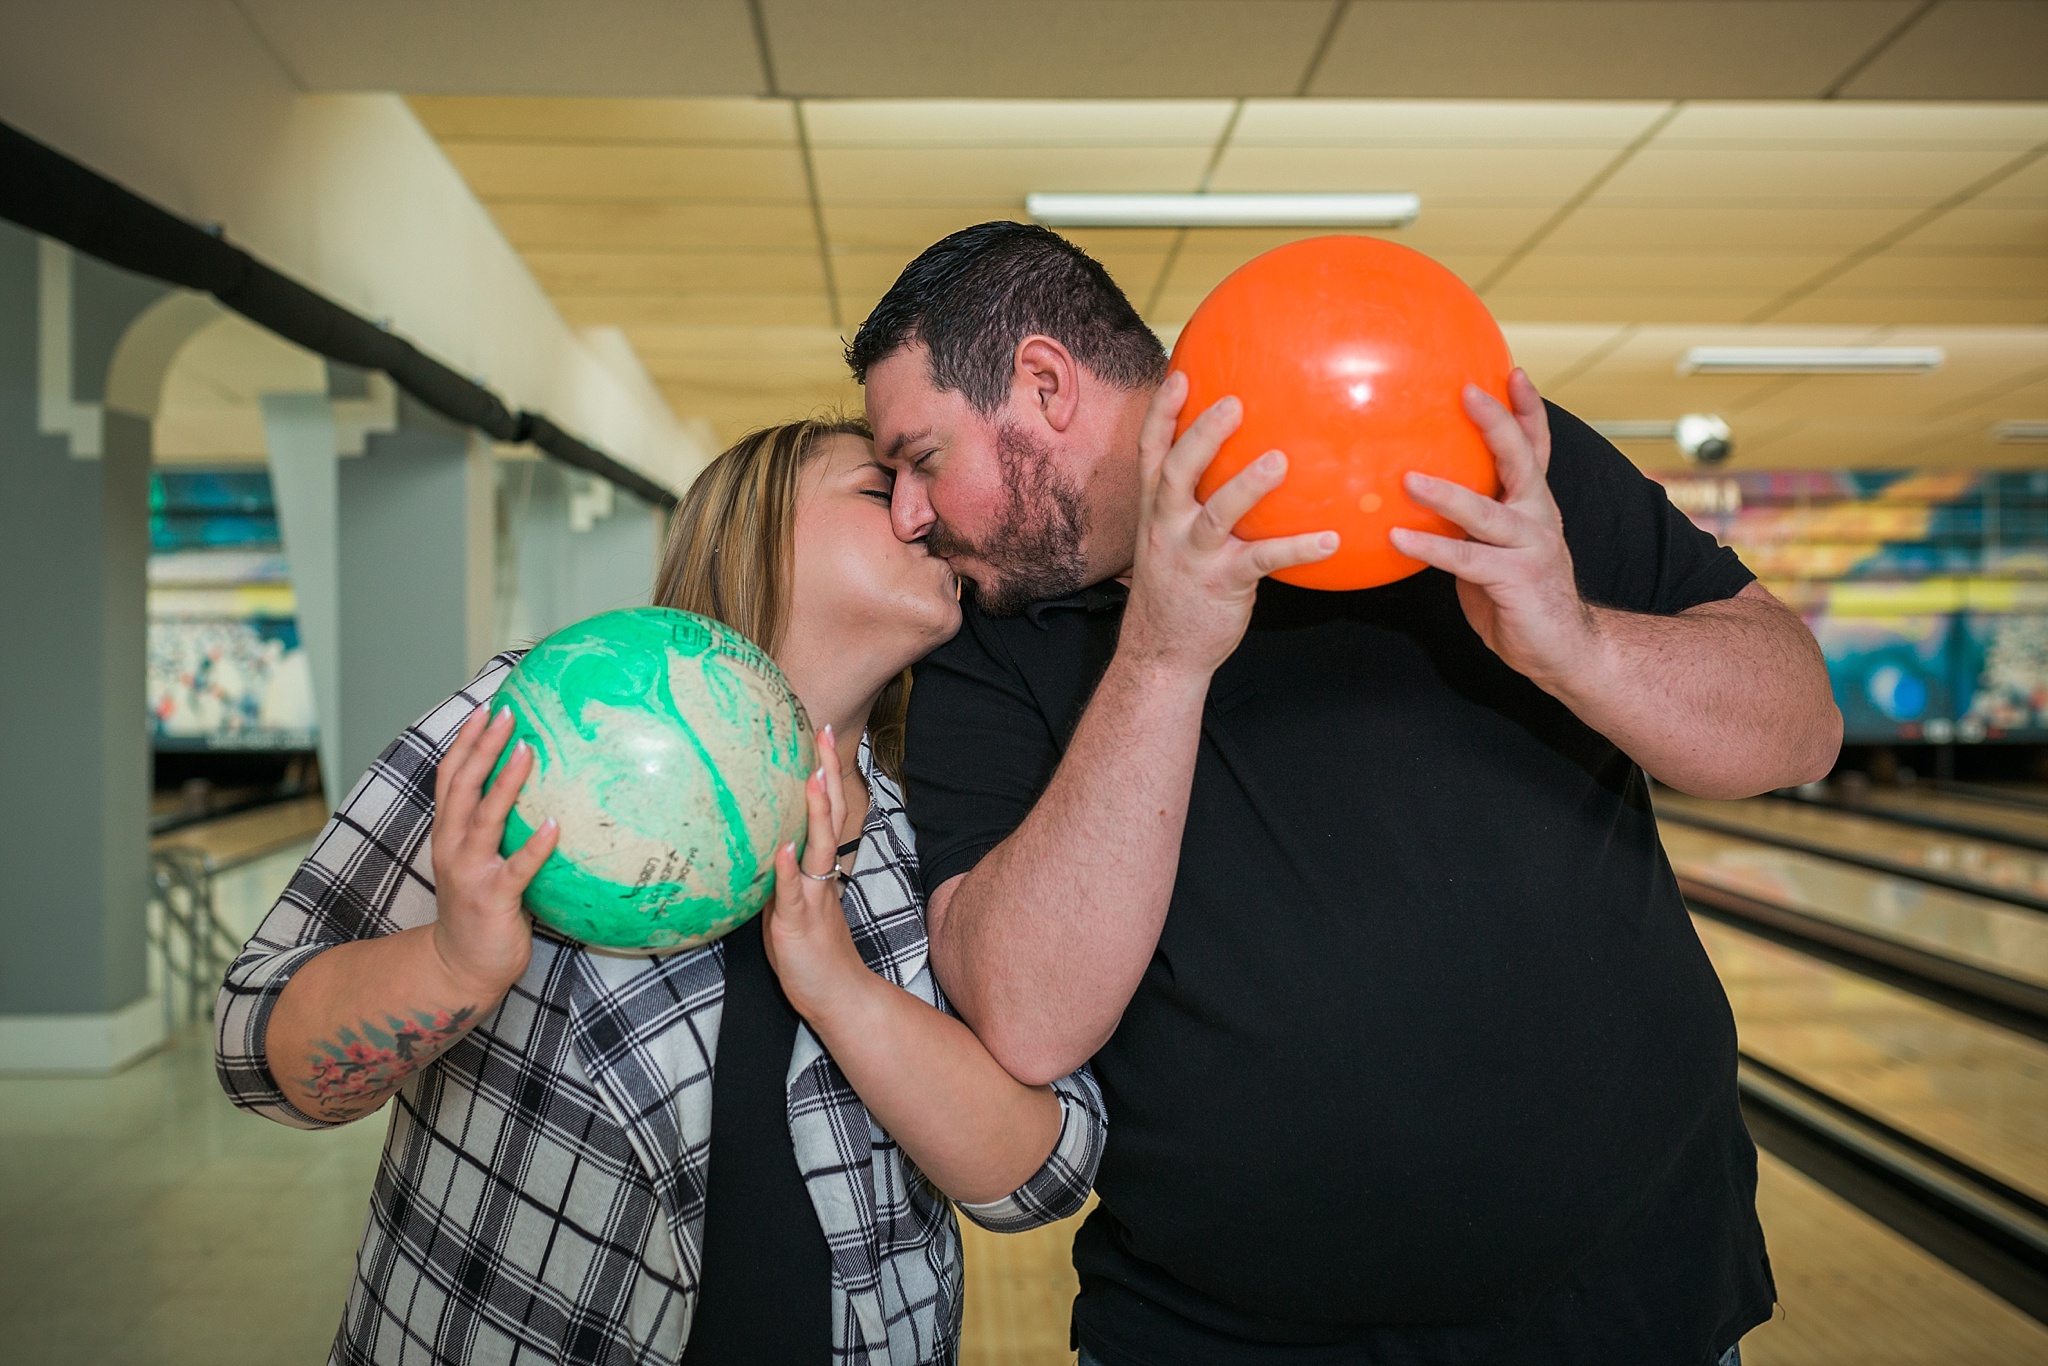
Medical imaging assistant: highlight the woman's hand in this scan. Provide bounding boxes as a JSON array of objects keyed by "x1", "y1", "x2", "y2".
[
  {"x1": 429, "y1": 705, "x2": 557, "y2": 999},
  {"x1": 762, "y1": 726, "x2": 872, "y2": 1024}
]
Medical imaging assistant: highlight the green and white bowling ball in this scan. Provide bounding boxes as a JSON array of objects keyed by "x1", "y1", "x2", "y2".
[{"x1": 489, "y1": 606, "x2": 815, "y2": 953}]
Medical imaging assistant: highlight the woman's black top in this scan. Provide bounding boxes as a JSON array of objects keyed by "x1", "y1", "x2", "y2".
[{"x1": 679, "y1": 914, "x2": 833, "y2": 1362}]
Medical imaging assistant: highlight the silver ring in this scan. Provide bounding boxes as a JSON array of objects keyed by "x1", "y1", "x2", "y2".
[{"x1": 799, "y1": 865, "x2": 842, "y2": 883}]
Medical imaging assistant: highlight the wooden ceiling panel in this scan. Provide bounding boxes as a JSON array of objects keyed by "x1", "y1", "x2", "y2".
[
  {"x1": 1656, "y1": 101, "x2": 2048, "y2": 146},
  {"x1": 439, "y1": 142, "x2": 809, "y2": 202},
  {"x1": 554, "y1": 292, "x2": 834, "y2": 327},
  {"x1": 523, "y1": 250, "x2": 826, "y2": 296},
  {"x1": 1829, "y1": 251, "x2": 2048, "y2": 295},
  {"x1": 819, "y1": 203, "x2": 1027, "y2": 249},
  {"x1": 811, "y1": 146, "x2": 1211, "y2": 200},
  {"x1": 1596, "y1": 146, "x2": 2026, "y2": 202},
  {"x1": 1770, "y1": 294, "x2": 2048, "y2": 326},
  {"x1": 1485, "y1": 293, "x2": 1778, "y2": 324},
  {"x1": 407, "y1": 96, "x2": 795, "y2": 143},
  {"x1": 1232, "y1": 99, "x2": 1670, "y2": 145},
  {"x1": 1543, "y1": 203, "x2": 1921, "y2": 251},
  {"x1": 1209, "y1": 145, "x2": 1615, "y2": 198},
  {"x1": 804, "y1": 100, "x2": 1234, "y2": 146},
  {"x1": 1308, "y1": 2, "x2": 1916, "y2": 100},
  {"x1": 486, "y1": 201, "x2": 820, "y2": 252},
  {"x1": 761, "y1": 0, "x2": 1338, "y2": 99},
  {"x1": 1899, "y1": 204, "x2": 2048, "y2": 250},
  {"x1": 242, "y1": 0, "x2": 765, "y2": 97},
  {"x1": 1840, "y1": 0, "x2": 2048, "y2": 100},
  {"x1": 1494, "y1": 249, "x2": 1842, "y2": 299}
]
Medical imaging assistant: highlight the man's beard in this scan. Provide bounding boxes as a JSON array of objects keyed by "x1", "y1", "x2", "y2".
[{"x1": 925, "y1": 421, "x2": 1088, "y2": 618}]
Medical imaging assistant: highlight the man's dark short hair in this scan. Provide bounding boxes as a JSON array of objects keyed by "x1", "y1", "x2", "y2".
[{"x1": 845, "y1": 221, "x2": 1168, "y2": 413}]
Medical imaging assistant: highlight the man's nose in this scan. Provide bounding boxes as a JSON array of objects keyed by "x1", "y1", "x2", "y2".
[{"x1": 891, "y1": 478, "x2": 936, "y2": 545}]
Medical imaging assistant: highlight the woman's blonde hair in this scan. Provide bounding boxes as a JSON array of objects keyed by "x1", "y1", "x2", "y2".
[{"x1": 652, "y1": 416, "x2": 912, "y2": 782}]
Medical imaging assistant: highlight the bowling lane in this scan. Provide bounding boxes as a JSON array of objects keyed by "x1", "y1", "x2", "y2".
[
  {"x1": 1847, "y1": 784, "x2": 2048, "y2": 850},
  {"x1": 1660, "y1": 822, "x2": 2048, "y2": 991},
  {"x1": 1658, "y1": 790, "x2": 2048, "y2": 906},
  {"x1": 1743, "y1": 1153, "x2": 2048, "y2": 1366},
  {"x1": 1696, "y1": 916, "x2": 2048, "y2": 1207}
]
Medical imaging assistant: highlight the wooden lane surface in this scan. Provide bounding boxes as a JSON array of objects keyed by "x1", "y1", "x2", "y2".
[
  {"x1": 1659, "y1": 790, "x2": 2048, "y2": 906},
  {"x1": 1743, "y1": 1154, "x2": 2048, "y2": 1365},
  {"x1": 1857, "y1": 786, "x2": 2048, "y2": 849},
  {"x1": 1697, "y1": 916, "x2": 2048, "y2": 1205},
  {"x1": 150, "y1": 796, "x2": 328, "y2": 866},
  {"x1": 1663, "y1": 824, "x2": 2048, "y2": 990},
  {"x1": 958, "y1": 1199, "x2": 1089, "y2": 1366},
  {"x1": 954, "y1": 1170, "x2": 2048, "y2": 1363}
]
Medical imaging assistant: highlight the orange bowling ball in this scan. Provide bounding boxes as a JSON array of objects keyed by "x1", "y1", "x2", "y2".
[{"x1": 1171, "y1": 235, "x2": 1512, "y2": 591}]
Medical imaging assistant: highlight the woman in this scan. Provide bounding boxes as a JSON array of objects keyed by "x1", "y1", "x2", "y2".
[{"x1": 215, "y1": 418, "x2": 1105, "y2": 1366}]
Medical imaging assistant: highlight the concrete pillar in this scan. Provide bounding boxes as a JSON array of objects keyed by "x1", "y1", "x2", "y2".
[
  {"x1": 0, "y1": 226, "x2": 170, "y2": 1071},
  {"x1": 264, "y1": 388, "x2": 497, "y2": 804},
  {"x1": 497, "y1": 459, "x2": 662, "y2": 648}
]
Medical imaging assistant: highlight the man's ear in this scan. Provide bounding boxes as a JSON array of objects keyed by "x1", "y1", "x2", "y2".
[{"x1": 1014, "y1": 335, "x2": 1081, "y2": 434}]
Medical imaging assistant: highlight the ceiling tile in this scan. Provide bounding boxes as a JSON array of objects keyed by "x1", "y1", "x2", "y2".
[
  {"x1": 440, "y1": 142, "x2": 809, "y2": 201},
  {"x1": 406, "y1": 96, "x2": 795, "y2": 143},
  {"x1": 1208, "y1": 145, "x2": 1617, "y2": 197},
  {"x1": 1491, "y1": 250, "x2": 1845, "y2": 298},
  {"x1": 1655, "y1": 100, "x2": 2048, "y2": 146},
  {"x1": 1769, "y1": 295, "x2": 2048, "y2": 326},
  {"x1": 242, "y1": 0, "x2": 765, "y2": 96},
  {"x1": 523, "y1": 250, "x2": 827, "y2": 295},
  {"x1": 487, "y1": 200, "x2": 820, "y2": 251},
  {"x1": 1974, "y1": 153, "x2": 2048, "y2": 203},
  {"x1": 1594, "y1": 145, "x2": 2025, "y2": 201},
  {"x1": 1232, "y1": 99, "x2": 1671, "y2": 145},
  {"x1": 1483, "y1": 293, "x2": 1776, "y2": 324},
  {"x1": 1494, "y1": 322, "x2": 1634, "y2": 383},
  {"x1": 1158, "y1": 248, "x2": 1502, "y2": 302},
  {"x1": 1840, "y1": 0, "x2": 2048, "y2": 100},
  {"x1": 1543, "y1": 203, "x2": 1921, "y2": 251},
  {"x1": 803, "y1": 100, "x2": 1234, "y2": 146},
  {"x1": 810, "y1": 145, "x2": 1213, "y2": 200},
  {"x1": 555, "y1": 292, "x2": 835, "y2": 327},
  {"x1": 1825, "y1": 250, "x2": 2048, "y2": 295},
  {"x1": 1898, "y1": 204, "x2": 2048, "y2": 250},
  {"x1": 819, "y1": 202, "x2": 1029, "y2": 250},
  {"x1": 761, "y1": 1, "x2": 1338, "y2": 99},
  {"x1": 1309, "y1": 2, "x2": 1917, "y2": 100}
]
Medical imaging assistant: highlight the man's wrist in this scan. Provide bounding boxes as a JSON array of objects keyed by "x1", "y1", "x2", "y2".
[{"x1": 1527, "y1": 602, "x2": 1620, "y2": 709}]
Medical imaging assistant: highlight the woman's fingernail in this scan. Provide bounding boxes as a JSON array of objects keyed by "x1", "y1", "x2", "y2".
[{"x1": 822, "y1": 723, "x2": 834, "y2": 742}]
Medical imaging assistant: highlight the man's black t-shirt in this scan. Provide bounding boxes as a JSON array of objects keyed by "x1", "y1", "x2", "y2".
[{"x1": 902, "y1": 407, "x2": 1775, "y2": 1364}]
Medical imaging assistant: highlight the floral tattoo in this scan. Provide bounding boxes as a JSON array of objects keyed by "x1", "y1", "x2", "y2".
[{"x1": 301, "y1": 1005, "x2": 477, "y2": 1120}]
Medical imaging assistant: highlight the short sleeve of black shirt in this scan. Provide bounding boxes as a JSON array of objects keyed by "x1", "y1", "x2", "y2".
[{"x1": 905, "y1": 401, "x2": 1754, "y2": 898}]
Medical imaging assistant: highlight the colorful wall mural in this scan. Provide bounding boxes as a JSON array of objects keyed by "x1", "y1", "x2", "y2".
[
  {"x1": 148, "y1": 472, "x2": 318, "y2": 751},
  {"x1": 1659, "y1": 470, "x2": 2048, "y2": 745}
]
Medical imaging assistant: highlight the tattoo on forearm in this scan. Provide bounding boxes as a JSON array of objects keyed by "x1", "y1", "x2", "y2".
[{"x1": 301, "y1": 1005, "x2": 477, "y2": 1119}]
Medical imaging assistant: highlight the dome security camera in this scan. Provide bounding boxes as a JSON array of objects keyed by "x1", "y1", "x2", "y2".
[{"x1": 1674, "y1": 414, "x2": 1733, "y2": 465}]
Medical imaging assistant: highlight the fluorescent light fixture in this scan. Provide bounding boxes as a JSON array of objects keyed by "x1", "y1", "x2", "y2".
[
  {"x1": 1026, "y1": 192, "x2": 1420, "y2": 229},
  {"x1": 1995, "y1": 420, "x2": 2048, "y2": 444},
  {"x1": 1678, "y1": 346, "x2": 1944, "y2": 375}
]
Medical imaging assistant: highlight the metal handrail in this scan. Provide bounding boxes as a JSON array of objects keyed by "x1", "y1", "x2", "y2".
[{"x1": 146, "y1": 845, "x2": 262, "y2": 1034}]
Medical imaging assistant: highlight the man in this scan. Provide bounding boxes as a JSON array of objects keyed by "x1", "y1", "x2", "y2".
[{"x1": 848, "y1": 222, "x2": 1840, "y2": 1365}]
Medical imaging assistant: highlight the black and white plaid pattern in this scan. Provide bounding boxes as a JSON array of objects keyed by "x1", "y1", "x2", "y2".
[{"x1": 216, "y1": 653, "x2": 1105, "y2": 1366}]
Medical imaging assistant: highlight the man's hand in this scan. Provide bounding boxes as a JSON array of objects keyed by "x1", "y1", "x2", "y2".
[
  {"x1": 1389, "y1": 369, "x2": 1595, "y2": 694},
  {"x1": 1119, "y1": 371, "x2": 1339, "y2": 678}
]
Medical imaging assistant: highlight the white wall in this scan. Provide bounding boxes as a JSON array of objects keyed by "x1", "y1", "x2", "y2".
[{"x1": 0, "y1": 0, "x2": 708, "y2": 493}]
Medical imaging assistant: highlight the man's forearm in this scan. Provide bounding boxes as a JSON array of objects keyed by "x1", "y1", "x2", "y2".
[
  {"x1": 931, "y1": 653, "x2": 1211, "y2": 1086},
  {"x1": 1550, "y1": 584, "x2": 1841, "y2": 799}
]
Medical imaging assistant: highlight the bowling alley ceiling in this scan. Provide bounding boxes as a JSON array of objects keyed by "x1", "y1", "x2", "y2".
[{"x1": 405, "y1": 91, "x2": 2048, "y2": 467}]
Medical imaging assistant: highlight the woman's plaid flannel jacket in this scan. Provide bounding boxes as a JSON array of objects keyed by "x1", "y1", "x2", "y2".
[{"x1": 215, "y1": 653, "x2": 1106, "y2": 1366}]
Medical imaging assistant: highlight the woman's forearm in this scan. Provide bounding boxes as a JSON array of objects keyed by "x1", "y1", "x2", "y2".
[
  {"x1": 265, "y1": 926, "x2": 504, "y2": 1125},
  {"x1": 801, "y1": 972, "x2": 1064, "y2": 1205}
]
